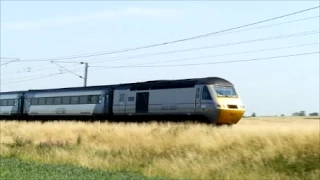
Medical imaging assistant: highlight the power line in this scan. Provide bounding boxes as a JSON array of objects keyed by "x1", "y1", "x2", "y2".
[
  {"x1": 89, "y1": 43, "x2": 320, "y2": 68},
  {"x1": 89, "y1": 52, "x2": 320, "y2": 69},
  {"x1": 87, "y1": 30, "x2": 319, "y2": 65},
  {"x1": 3, "y1": 15, "x2": 319, "y2": 75},
  {"x1": 0, "y1": 57, "x2": 19, "y2": 60},
  {"x1": 18, "y1": 6, "x2": 320, "y2": 62},
  {"x1": 51, "y1": 61, "x2": 83, "y2": 79},
  {"x1": 2, "y1": 73, "x2": 65, "y2": 85},
  {"x1": 2, "y1": 51, "x2": 318, "y2": 85},
  {"x1": 12, "y1": 29, "x2": 319, "y2": 68},
  {"x1": 4, "y1": 42, "x2": 318, "y2": 82},
  {"x1": 2, "y1": 67, "x2": 85, "y2": 81},
  {"x1": 15, "y1": 15, "x2": 319, "y2": 64},
  {"x1": 0, "y1": 58, "x2": 20, "y2": 67},
  {"x1": 1, "y1": 28, "x2": 318, "y2": 78}
]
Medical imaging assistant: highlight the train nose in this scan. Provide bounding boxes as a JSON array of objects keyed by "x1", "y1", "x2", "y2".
[
  {"x1": 215, "y1": 102, "x2": 245, "y2": 124},
  {"x1": 216, "y1": 108, "x2": 245, "y2": 124}
]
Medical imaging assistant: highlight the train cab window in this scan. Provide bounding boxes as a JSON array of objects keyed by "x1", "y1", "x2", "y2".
[
  {"x1": 62, "y1": 97, "x2": 70, "y2": 104},
  {"x1": 46, "y1": 97, "x2": 54, "y2": 105},
  {"x1": 54, "y1": 97, "x2": 62, "y2": 105},
  {"x1": 79, "y1": 96, "x2": 88, "y2": 104},
  {"x1": 1, "y1": 99, "x2": 8, "y2": 106},
  {"x1": 7, "y1": 99, "x2": 14, "y2": 106},
  {"x1": 31, "y1": 98, "x2": 38, "y2": 105},
  {"x1": 70, "y1": 96, "x2": 79, "y2": 104},
  {"x1": 38, "y1": 98, "x2": 46, "y2": 105},
  {"x1": 202, "y1": 86, "x2": 212, "y2": 100}
]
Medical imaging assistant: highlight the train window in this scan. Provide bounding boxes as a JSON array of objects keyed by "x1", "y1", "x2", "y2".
[
  {"x1": 7, "y1": 99, "x2": 14, "y2": 106},
  {"x1": 1, "y1": 99, "x2": 8, "y2": 106},
  {"x1": 54, "y1": 97, "x2": 62, "y2": 105},
  {"x1": 62, "y1": 97, "x2": 70, "y2": 104},
  {"x1": 31, "y1": 98, "x2": 38, "y2": 105},
  {"x1": 99, "y1": 95, "x2": 102, "y2": 103},
  {"x1": 38, "y1": 98, "x2": 46, "y2": 105},
  {"x1": 119, "y1": 94, "x2": 125, "y2": 102},
  {"x1": 70, "y1": 96, "x2": 79, "y2": 104},
  {"x1": 88, "y1": 95, "x2": 99, "y2": 104},
  {"x1": 196, "y1": 88, "x2": 200, "y2": 98},
  {"x1": 46, "y1": 97, "x2": 54, "y2": 105},
  {"x1": 128, "y1": 97, "x2": 134, "y2": 101},
  {"x1": 213, "y1": 86, "x2": 238, "y2": 97},
  {"x1": 79, "y1": 96, "x2": 88, "y2": 104},
  {"x1": 202, "y1": 86, "x2": 212, "y2": 100}
]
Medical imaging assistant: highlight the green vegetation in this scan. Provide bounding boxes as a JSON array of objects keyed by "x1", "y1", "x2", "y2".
[
  {"x1": 0, "y1": 157, "x2": 172, "y2": 180},
  {"x1": 0, "y1": 117, "x2": 319, "y2": 180}
]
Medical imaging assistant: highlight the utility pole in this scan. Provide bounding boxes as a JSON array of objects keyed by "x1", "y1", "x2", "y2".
[{"x1": 81, "y1": 62, "x2": 89, "y2": 87}]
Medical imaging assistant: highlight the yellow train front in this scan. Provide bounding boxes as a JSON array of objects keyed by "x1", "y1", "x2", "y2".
[{"x1": 195, "y1": 78, "x2": 246, "y2": 125}]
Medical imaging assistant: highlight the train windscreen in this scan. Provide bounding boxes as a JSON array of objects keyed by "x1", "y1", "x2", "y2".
[{"x1": 213, "y1": 86, "x2": 238, "y2": 97}]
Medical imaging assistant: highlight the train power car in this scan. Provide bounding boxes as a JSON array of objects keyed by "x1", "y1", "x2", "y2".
[{"x1": 0, "y1": 77, "x2": 246, "y2": 125}]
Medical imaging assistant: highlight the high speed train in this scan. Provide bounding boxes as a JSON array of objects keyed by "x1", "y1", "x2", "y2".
[{"x1": 0, "y1": 77, "x2": 246, "y2": 125}]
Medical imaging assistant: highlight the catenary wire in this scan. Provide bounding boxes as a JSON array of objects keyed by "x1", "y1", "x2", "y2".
[
  {"x1": 87, "y1": 30, "x2": 319, "y2": 64},
  {"x1": 18, "y1": 6, "x2": 320, "y2": 62},
  {"x1": 3, "y1": 42, "x2": 318, "y2": 81},
  {"x1": 2, "y1": 51, "x2": 318, "y2": 85},
  {"x1": 1, "y1": 31, "x2": 319, "y2": 78},
  {"x1": 3, "y1": 15, "x2": 319, "y2": 75},
  {"x1": 51, "y1": 61, "x2": 83, "y2": 79},
  {"x1": 4, "y1": 29, "x2": 319, "y2": 76},
  {"x1": 15, "y1": 15, "x2": 320, "y2": 63},
  {"x1": 89, "y1": 42, "x2": 320, "y2": 68},
  {"x1": 84, "y1": 52, "x2": 320, "y2": 69},
  {"x1": 2, "y1": 42, "x2": 318, "y2": 81}
]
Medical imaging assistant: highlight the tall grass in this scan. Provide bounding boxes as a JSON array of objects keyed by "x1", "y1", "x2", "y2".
[{"x1": 0, "y1": 117, "x2": 319, "y2": 180}]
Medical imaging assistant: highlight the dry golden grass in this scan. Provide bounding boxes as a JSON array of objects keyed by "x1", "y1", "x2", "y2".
[{"x1": 0, "y1": 116, "x2": 319, "y2": 180}]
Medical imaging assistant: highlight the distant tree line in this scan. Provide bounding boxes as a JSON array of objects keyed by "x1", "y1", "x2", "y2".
[
  {"x1": 244, "y1": 111, "x2": 319, "y2": 118},
  {"x1": 292, "y1": 111, "x2": 319, "y2": 116}
]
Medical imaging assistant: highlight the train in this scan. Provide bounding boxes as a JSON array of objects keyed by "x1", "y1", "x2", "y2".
[{"x1": 0, "y1": 76, "x2": 246, "y2": 125}]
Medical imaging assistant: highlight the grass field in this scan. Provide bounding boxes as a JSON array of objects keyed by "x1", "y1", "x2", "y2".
[
  {"x1": 0, "y1": 116, "x2": 319, "y2": 180},
  {"x1": 0, "y1": 157, "x2": 169, "y2": 180}
]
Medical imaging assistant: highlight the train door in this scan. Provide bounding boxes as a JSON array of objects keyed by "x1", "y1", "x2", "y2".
[
  {"x1": 103, "y1": 92, "x2": 109, "y2": 115},
  {"x1": 18, "y1": 94, "x2": 24, "y2": 115},
  {"x1": 117, "y1": 90, "x2": 127, "y2": 114},
  {"x1": 135, "y1": 92, "x2": 149, "y2": 113},
  {"x1": 195, "y1": 85, "x2": 203, "y2": 112}
]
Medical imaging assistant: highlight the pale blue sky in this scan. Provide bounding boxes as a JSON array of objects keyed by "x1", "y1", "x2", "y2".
[{"x1": 1, "y1": 1, "x2": 319, "y2": 116}]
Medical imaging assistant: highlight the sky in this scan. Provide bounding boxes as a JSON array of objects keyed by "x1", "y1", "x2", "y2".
[{"x1": 1, "y1": 1, "x2": 319, "y2": 116}]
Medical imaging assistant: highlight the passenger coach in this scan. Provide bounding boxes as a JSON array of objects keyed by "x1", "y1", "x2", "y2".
[{"x1": 0, "y1": 91, "x2": 24, "y2": 118}]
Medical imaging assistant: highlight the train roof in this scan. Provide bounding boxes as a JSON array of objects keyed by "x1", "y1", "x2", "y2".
[
  {"x1": 0, "y1": 76, "x2": 234, "y2": 93},
  {"x1": 0, "y1": 91, "x2": 27, "y2": 95},
  {"x1": 115, "y1": 76, "x2": 234, "y2": 90}
]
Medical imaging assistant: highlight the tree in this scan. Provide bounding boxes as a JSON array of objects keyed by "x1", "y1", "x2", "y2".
[
  {"x1": 309, "y1": 112, "x2": 319, "y2": 116},
  {"x1": 252, "y1": 112, "x2": 256, "y2": 117},
  {"x1": 292, "y1": 111, "x2": 306, "y2": 116},
  {"x1": 299, "y1": 111, "x2": 306, "y2": 116}
]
